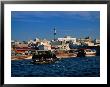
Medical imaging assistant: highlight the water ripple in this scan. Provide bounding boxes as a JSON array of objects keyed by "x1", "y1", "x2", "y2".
[{"x1": 11, "y1": 56, "x2": 100, "y2": 77}]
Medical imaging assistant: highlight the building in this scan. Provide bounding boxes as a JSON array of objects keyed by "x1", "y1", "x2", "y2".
[
  {"x1": 14, "y1": 43, "x2": 31, "y2": 53},
  {"x1": 76, "y1": 37, "x2": 95, "y2": 46},
  {"x1": 38, "y1": 44, "x2": 51, "y2": 50},
  {"x1": 94, "y1": 39, "x2": 100, "y2": 46},
  {"x1": 37, "y1": 39, "x2": 51, "y2": 50},
  {"x1": 58, "y1": 36, "x2": 76, "y2": 43},
  {"x1": 51, "y1": 41, "x2": 70, "y2": 50},
  {"x1": 34, "y1": 38, "x2": 40, "y2": 42},
  {"x1": 28, "y1": 40, "x2": 35, "y2": 44}
]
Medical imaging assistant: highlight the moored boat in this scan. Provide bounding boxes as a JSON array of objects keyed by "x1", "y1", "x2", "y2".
[
  {"x1": 84, "y1": 49, "x2": 96, "y2": 57},
  {"x1": 77, "y1": 49, "x2": 96, "y2": 57},
  {"x1": 55, "y1": 50, "x2": 77, "y2": 58}
]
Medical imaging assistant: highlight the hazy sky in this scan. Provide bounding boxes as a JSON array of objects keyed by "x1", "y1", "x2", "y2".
[{"x1": 11, "y1": 11, "x2": 100, "y2": 41}]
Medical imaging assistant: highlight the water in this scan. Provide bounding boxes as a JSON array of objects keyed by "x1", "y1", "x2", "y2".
[{"x1": 11, "y1": 56, "x2": 100, "y2": 77}]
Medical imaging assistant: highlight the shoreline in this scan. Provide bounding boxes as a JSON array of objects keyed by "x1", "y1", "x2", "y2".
[
  {"x1": 11, "y1": 55, "x2": 77, "y2": 61},
  {"x1": 11, "y1": 55, "x2": 32, "y2": 60},
  {"x1": 11, "y1": 56, "x2": 99, "y2": 60}
]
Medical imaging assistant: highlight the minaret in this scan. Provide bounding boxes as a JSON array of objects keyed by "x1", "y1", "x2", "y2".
[{"x1": 54, "y1": 27, "x2": 56, "y2": 41}]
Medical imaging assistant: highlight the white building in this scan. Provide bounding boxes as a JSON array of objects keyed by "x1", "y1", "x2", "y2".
[
  {"x1": 28, "y1": 40, "x2": 34, "y2": 44},
  {"x1": 85, "y1": 42, "x2": 94, "y2": 46},
  {"x1": 58, "y1": 36, "x2": 76, "y2": 43},
  {"x1": 11, "y1": 40, "x2": 14, "y2": 43},
  {"x1": 38, "y1": 39, "x2": 51, "y2": 50},
  {"x1": 94, "y1": 39, "x2": 100, "y2": 44},
  {"x1": 51, "y1": 41, "x2": 70, "y2": 50},
  {"x1": 38, "y1": 44, "x2": 51, "y2": 50},
  {"x1": 34, "y1": 38, "x2": 40, "y2": 42},
  {"x1": 94, "y1": 39, "x2": 100, "y2": 46},
  {"x1": 15, "y1": 41, "x2": 20, "y2": 45}
]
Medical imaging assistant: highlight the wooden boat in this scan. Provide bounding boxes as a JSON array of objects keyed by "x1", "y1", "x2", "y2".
[
  {"x1": 31, "y1": 50, "x2": 58, "y2": 64},
  {"x1": 54, "y1": 50, "x2": 77, "y2": 58}
]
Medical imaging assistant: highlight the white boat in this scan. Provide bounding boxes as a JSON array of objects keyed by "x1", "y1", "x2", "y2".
[{"x1": 84, "y1": 49, "x2": 96, "y2": 57}]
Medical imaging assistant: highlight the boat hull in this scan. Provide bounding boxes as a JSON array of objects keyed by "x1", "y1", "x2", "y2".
[{"x1": 31, "y1": 58, "x2": 58, "y2": 64}]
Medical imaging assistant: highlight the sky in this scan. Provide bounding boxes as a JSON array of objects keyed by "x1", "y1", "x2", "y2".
[{"x1": 11, "y1": 11, "x2": 100, "y2": 41}]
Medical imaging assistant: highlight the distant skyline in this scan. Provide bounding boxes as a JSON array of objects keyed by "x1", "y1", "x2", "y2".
[{"x1": 11, "y1": 11, "x2": 100, "y2": 41}]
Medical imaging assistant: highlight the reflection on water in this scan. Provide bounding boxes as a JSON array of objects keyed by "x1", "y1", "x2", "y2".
[{"x1": 11, "y1": 56, "x2": 100, "y2": 77}]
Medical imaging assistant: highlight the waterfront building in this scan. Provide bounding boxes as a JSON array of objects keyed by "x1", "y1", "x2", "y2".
[
  {"x1": 84, "y1": 37, "x2": 94, "y2": 46},
  {"x1": 11, "y1": 40, "x2": 15, "y2": 47},
  {"x1": 76, "y1": 37, "x2": 95, "y2": 46},
  {"x1": 41, "y1": 39, "x2": 51, "y2": 45},
  {"x1": 58, "y1": 36, "x2": 76, "y2": 44},
  {"x1": 85, "y1": 42, "x2": 94, "y2": 46},
  {"x1": 94, "y1": 39, "x2": 100, "y2": 46},
  {"x1": 38, "y1": 44, "x2": 51, "y2": 50},
  {"x1": 51, "y1": 41, "x2": 70, "y2": 50},
  {"x1": 15, "y1": 44, "x2": 28, "y2": 48},
  {"x1": 11, "y1": 40, "x2": 15, "y2": 43},
  {"x1": 14, "y1": 43, "x2": 31, "y2": 53},
  {"x1": 15, "y1": 41, "x2": 20, "y2": 45},
  {"x1": 28, "y1": 40, "x2": 36, "y2": 44},
  {"x1": 37, "y1": 39, "x2": 51, "y2": 50},
  {"x1": 34, "y1": 38, "x2": 40, "y2": 42}
]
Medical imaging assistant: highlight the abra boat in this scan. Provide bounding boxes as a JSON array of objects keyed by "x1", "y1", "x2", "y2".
[{"x1": 31, "y1": 50, "x2": 58, "y2": 64}]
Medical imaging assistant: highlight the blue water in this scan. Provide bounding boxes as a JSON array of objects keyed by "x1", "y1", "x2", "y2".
[{"x1": 11, "y1": 56, "x2": 100, "y2": 77}]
